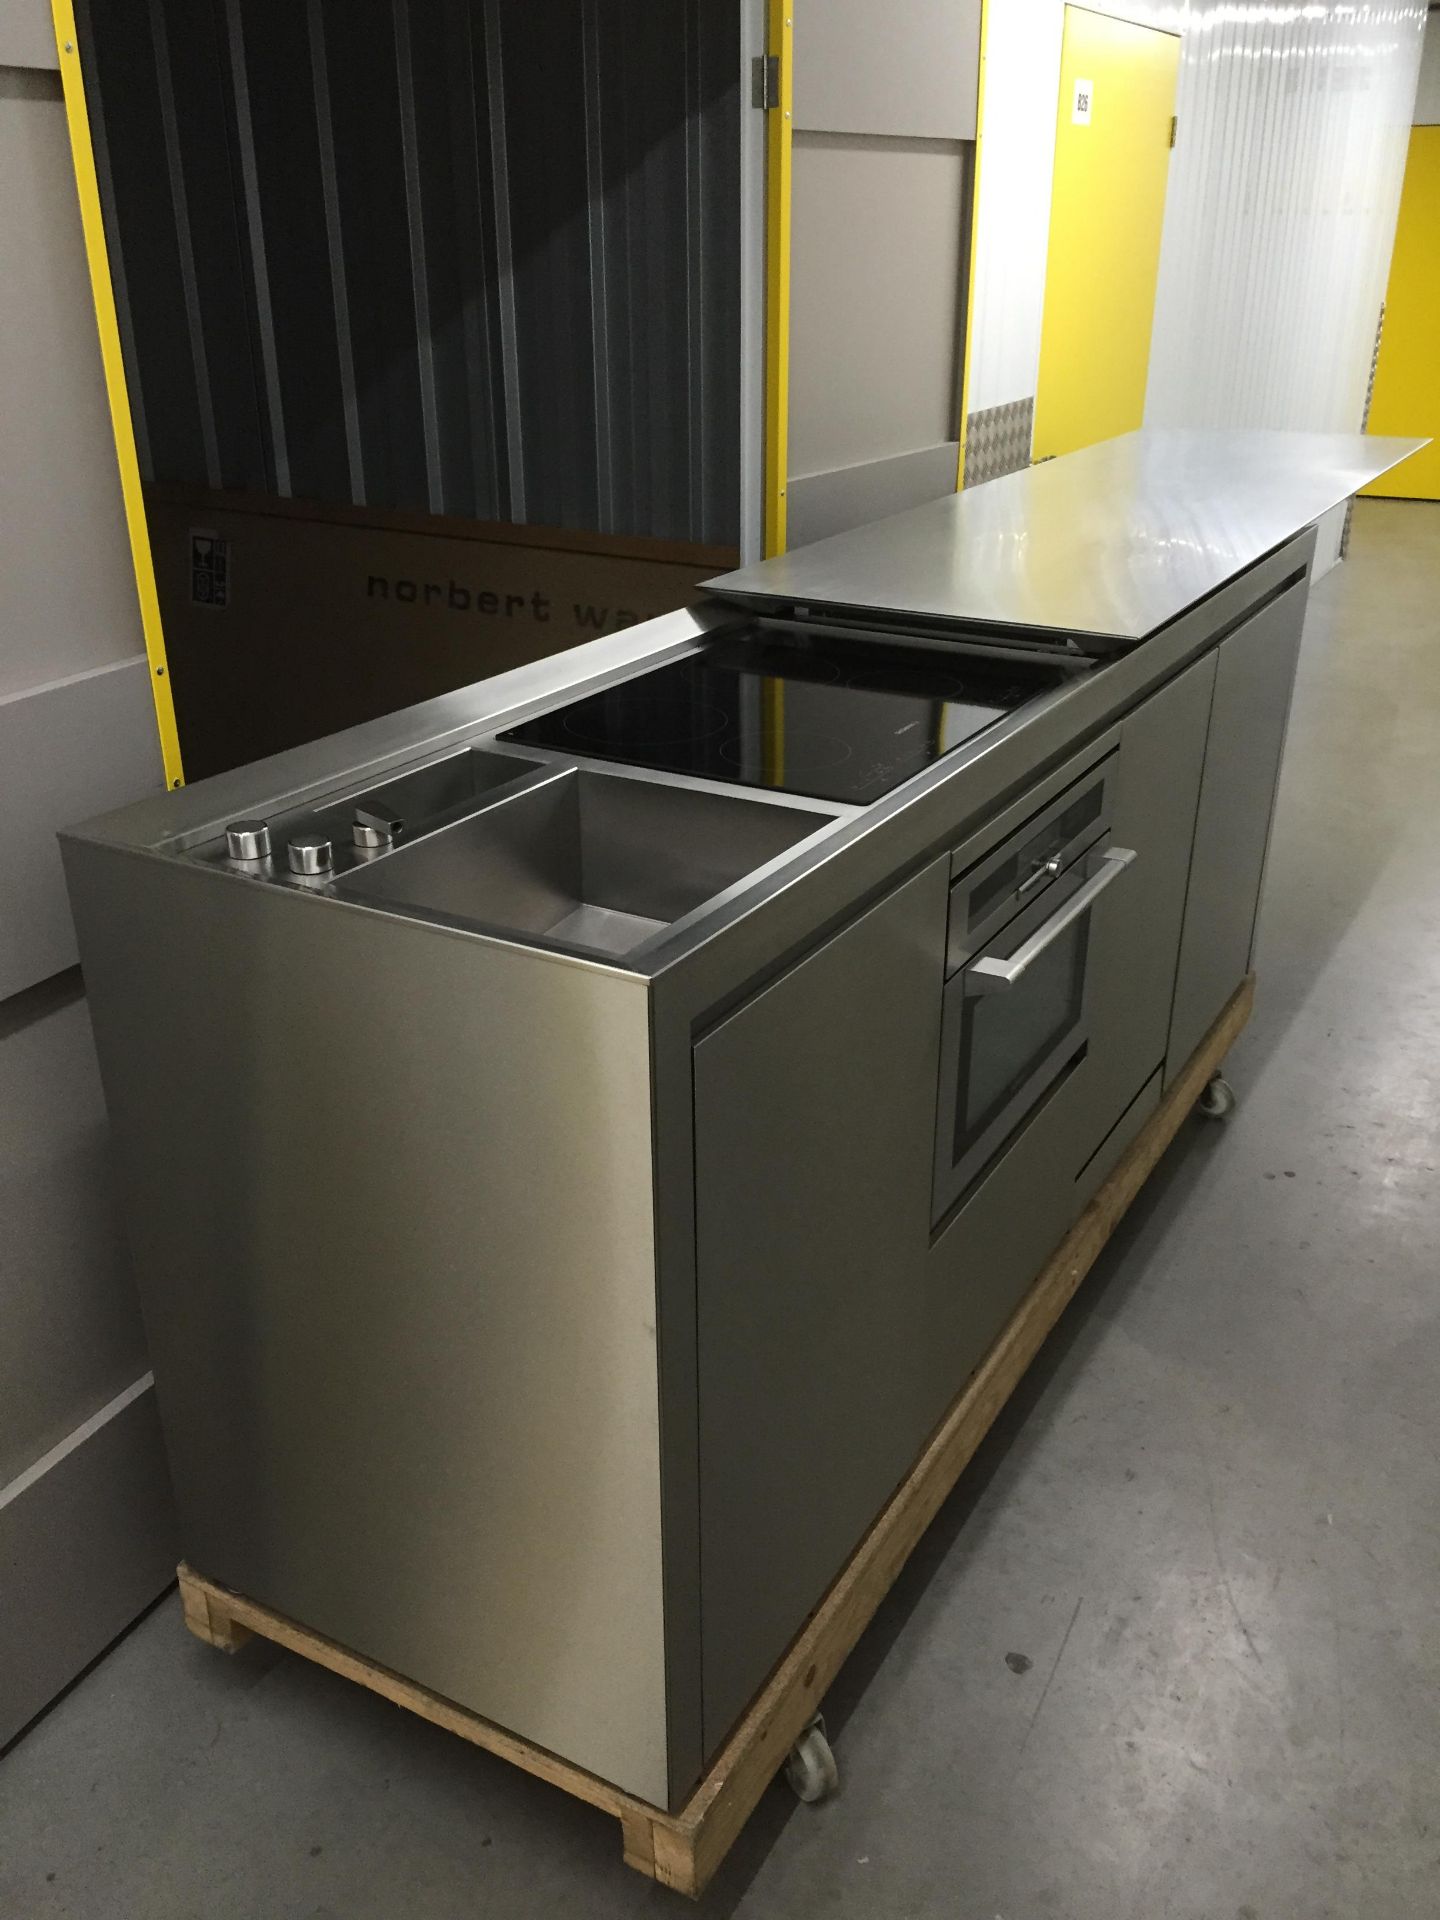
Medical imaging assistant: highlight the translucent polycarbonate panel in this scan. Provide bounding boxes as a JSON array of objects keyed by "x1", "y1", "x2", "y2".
[
  {"x1": 965, "y1": 1, "x2": 1423, "y2": 475},
  {"x1": 1146, "y1": 3, "x2": 1427, "y2": 436}
]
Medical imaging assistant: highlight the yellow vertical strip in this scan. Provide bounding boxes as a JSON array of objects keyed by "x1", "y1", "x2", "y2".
[
  {"x1": 51, "y1": 0, "x2": 185, "y2": 788},
  {"x1": 761, "y1": 679, "x2": 785, "y2": 786},
  {"x1": 955, "y1": 0, "x2": 988, "y2": 491},
  {"x1": 1362, "y1": 126, "x2": 1440, "y2": 501},
  {"x1": 763, "y1": 1, "x2": 794, "y2": 557}
]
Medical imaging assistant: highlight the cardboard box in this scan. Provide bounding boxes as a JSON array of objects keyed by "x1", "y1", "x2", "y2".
[{"x1": 145, "y1": 487, "x2": 736, "y2": 780}]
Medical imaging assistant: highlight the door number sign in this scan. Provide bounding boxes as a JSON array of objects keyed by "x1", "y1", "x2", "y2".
[{"x1": 1072, "y1": 77, "x2": 1094, "y2": 125}]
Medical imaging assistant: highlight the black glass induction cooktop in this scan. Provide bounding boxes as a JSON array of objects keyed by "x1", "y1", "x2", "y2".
[{"x1": 498, "y1": 630, "x2": 1071, "y2": 806}]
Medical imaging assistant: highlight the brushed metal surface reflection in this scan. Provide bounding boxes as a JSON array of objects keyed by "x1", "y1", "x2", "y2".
[
  {"x1": 61, "y1": 843, "x2": 674, "y2": 1803},
  {"x1": 705, "y1": 429, "x2": 1425, "y2": 643}
]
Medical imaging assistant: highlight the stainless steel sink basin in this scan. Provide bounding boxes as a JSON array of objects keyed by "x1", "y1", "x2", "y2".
[{"x1": 335, "y1": 767, "x2": 836, "y2": 957}]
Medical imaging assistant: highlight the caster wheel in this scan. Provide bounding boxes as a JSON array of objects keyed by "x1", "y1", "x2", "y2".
[
  {"x1": 1197, "y1": 1073, "x2": 1236, "y2": 1121},
  {"x1": 785, "y1": 1714, "x2": 839, "y2": 1804}
]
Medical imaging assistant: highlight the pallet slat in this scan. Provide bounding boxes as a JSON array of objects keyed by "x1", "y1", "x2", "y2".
[{"x1": 180, "y1": 974, "x2": 1254, "y2": 1898}]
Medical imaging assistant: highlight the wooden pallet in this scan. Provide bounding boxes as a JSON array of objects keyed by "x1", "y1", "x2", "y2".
[{"x1": 180, "y1": 974, "x2": 1254, "y2": 1897}]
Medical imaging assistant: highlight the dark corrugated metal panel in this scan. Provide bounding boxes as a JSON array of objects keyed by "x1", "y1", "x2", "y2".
[
  {"x1": 584, "y1": 0, "x2": 742, "y2": 546},
  {"x1": 691, "y1": 0, "x2": 742, "y2": 546},
  {"x1": 410, "y1": 0, "x2": 510, "y2": 521},
  {"x1": 500, "y1": 1, "x2": 599, "y2": 532},
  {"x1": 74, "y1": 0, "x2": 220, "y2": 489},
  {"x1": 322, "y1": 2, "x2": 432, "y2": 512},
  {"x1": 231, "y1": 0, "x2": 348, "y2": 502},
  {"x1": 79, "y1": 0, "x2": 740, "y2": 545}
]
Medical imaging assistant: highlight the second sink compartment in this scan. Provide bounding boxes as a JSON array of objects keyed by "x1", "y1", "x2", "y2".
[{"x1": 336, "y1": 767, "x2": 836, "y2": 957}]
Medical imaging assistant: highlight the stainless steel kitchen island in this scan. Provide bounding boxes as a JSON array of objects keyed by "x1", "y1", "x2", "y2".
[{"x1": 61, "y1": 430, "x2": 1421, "y2": 1888}]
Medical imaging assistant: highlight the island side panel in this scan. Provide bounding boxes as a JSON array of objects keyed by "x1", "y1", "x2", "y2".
[{"x1": 62, "y1": 841, "x2": 672, "y2": 1806}]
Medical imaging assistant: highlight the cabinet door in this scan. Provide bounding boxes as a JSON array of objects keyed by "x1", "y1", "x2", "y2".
[
  {"x1": 693, "y1": 857, "x2": 948, "y2": 1756},
  {"x1": 1168, "y1": 580, "x2": 1307, "y2": 1074},
  {"x1": 1077, "y1": 649, "x2": 1216, "y2": 1163}
]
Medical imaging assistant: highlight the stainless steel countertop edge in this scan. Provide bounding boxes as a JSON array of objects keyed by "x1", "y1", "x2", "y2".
[
  {"x1": 643, "y1": 529, "x2": 1319, "y2": 994},
  {"x1": 61, "y1": 526, "x2": 1321, "y2": 991},
  {"x1": 62, "y1": 603, "x2": 738, "y2": 853},
  {"x1": 701, "y1": 429, "x2": 1423, "y2": 642}
]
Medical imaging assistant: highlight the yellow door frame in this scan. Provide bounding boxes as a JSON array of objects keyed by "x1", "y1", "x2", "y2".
[
  {"x1": 51, "y1": 0, "x2": 184, "y2": 787},
  {"x1": 763, "y1": 0, "x2": 794, "y2": 557},
  {"x1": 1362, "y1": 124, "x2": 1440, "y2": 502}
]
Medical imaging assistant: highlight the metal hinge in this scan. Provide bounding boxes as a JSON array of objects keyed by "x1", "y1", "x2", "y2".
[
  {"x1": 752, "y1": 53, "x2": 780, "y2": 109},
  {"x1": 1169, "y1": 114, "x2": 1178, "y2": 148}
]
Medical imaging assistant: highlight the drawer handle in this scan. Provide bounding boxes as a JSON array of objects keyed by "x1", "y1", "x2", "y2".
[{"x1": 967, "y1": 847, "x2": 1137, "y2": 995}]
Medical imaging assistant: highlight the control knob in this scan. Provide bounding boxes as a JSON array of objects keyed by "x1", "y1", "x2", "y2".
[
  {"x1": 225, "y1": 819, "x2": 271, "y2": 862},
  {"x1": 287, "y1": 835, "x2": 334, "y2": 876}
]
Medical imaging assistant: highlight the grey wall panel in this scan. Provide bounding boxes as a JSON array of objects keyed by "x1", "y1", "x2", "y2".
[
  {"x1": 0, "y1": 659, "x2": 163, "y2": 1001},
  {"x1": 789, "y1": 133, "x2": 969, "y2": 481},
  {"x1": 1, "y1": 0, "x2": 175, "y2": 1755},
  {"x1": 0, "y1": 0, "x2": 57, "y2": 70},
  {"x1": 786, "y1": 441, "x2": 959, "y2": 549},
  {"x1": 0, "y1": 975, "x2": 150, "y2": 1485},
  {"x1": 793, "y1": 0, "x2": 980, "y2": 141},
  {"x1": 0, "y1": 1384, "x2": 175, "y2": 1746},
  {"x1": 0, "y1": 68, "x2": 146, "y2": 700}
]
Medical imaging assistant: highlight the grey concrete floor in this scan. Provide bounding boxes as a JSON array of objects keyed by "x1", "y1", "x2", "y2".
[{"x1": 3, "y1": 501, "x2": 1438, "y2": 1920}]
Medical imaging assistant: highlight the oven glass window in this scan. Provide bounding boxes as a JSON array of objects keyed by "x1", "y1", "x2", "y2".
[{"x1": 954, "y1": 915, "x2": 1088, "y2": 1163}]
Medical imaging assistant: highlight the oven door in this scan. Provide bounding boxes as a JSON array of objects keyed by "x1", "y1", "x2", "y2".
[{"x1": 933, "y1": 779, "x2": 1136, "y2": 1224}]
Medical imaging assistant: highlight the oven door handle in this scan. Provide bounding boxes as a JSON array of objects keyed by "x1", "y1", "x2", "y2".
[{"x1": 966, "y1": 847, "x2": 1137, "y2": 995}]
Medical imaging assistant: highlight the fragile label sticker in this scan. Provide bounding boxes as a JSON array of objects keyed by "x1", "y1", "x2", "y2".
[
  {"x1": 1072, "y1": 77, "x2": 1094, "y2": 124},
  {"x1": 191, "y1": 529, "x2": 230, "y2": 609}
]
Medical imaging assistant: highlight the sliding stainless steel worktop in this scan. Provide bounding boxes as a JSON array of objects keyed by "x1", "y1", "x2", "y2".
[
  {"x1": 707, "y1": 428, "x2": 1422, "y2": 644},
  {"x1": 60, "y1": 431, "x2": 1422, "y2": 1817}
]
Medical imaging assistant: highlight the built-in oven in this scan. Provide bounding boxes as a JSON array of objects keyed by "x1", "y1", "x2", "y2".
[{"x1": 933, "y1": 756, "x2": 1136, "y2": 1225}]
